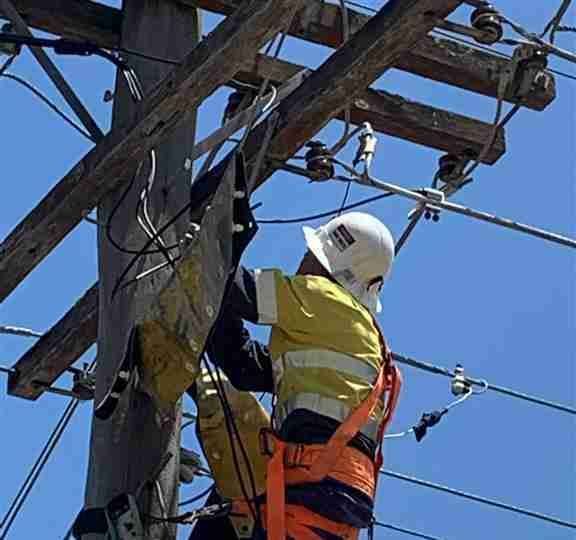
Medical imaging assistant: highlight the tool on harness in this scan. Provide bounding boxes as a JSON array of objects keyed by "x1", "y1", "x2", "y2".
[
  {"x1": 470, "y1": 4, "x2": 503, "y2": 45},
  {"x1": 352, "y1": 122, "x2": 377, "y2": 172},
  {"x1": 305, "y1": 141, "x2": 335, "y2": 181}
]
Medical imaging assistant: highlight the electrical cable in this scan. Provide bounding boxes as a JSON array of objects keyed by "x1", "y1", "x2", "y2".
[
  {"x1": 0, "y1": 359, "x2": 96, "y2": 538},
  {"x1": 430, "y1": 29, "x2": 576, "y2": 84},
  {"x1": 179, "y1": 484, "x2": 215, "y2": 507},
  {"x1": 0, "y1": 325, "x2": 42, "y2": 338},
  {"x1": 392, "y1": 352, "x2": 576, "y2": 416},
  {"x1": 114, "y1": 46, "x2": 180, "y2": 66},
  {"x1": 0, "y1": 73, "x2": 96, "y2": 142},
  {"x1": 257, "y1": 192, "x2": 394, "y2": 224},
  {"x1": 202, "y1": 359, "x2": 259, "y2": 525},
  {"x1": 0, "y1": 53, "x2": 15, "y2": 76},
  {"x1": 330, "y1": 159, "x2": 576, "y2": 250},
  {"x1": 541, "y1": 0, "x2": 573, "y2": 43},
  {"x1": 380, "y1": 470, "x2": 576, "y2": 530},
  {"x1": 374, "y1": 520, "x2": 443, "y2": 540},
  {"x1": 0, "y1": 398, "x2": 80, "y2": 539}
]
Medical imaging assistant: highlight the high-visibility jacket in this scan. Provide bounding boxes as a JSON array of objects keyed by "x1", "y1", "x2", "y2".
[{"x1": 253, "y1": 269, "x2": 387, "y2": 447}]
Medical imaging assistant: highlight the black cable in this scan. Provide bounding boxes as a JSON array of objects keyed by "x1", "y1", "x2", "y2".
[
  {"x1": 256, "y1": 192, "x2": 394, "y2": 224},
  {"x1": 337, "y1": 179, "x2": 353, "y2": 217},
  {"x1": 114, "y1": 47, "x2": 180, "y2": 66},
  {"x1": 541, "y1": 0, "x2": 573, "y2": 43},
  {"x1": 0, "y1": 54, "x2": 15, "y2": 76},
  {"x1": 380, "y1": 470, "x2": 576, "y2": 530},
  {"x1": 110, "y1": 199, "x2": 192, "y2": 299},
  {"x1": 392, "y1": 352, "x2": 576, "y2": 415},
  {"x1": 203, "y1": 360, "x2": 259, "y2": 525},
  {"x1": 0, "y1": 399, "x2": 80, "y2": 539},
  {"x1": 431, "y1": 29, "x2": 576, "y2": 83},
  {"x1": 179, "y1": 484, "x2": 215, "y2": 507},
  {"x1": 0, "y1": 73, "x2": 96, "y2": 142},
  {"x1": 374, "y1": 521, "x2": 443, "y2": 540}
]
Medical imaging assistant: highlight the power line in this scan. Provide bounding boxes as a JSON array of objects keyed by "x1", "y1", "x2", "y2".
[
  {"x1": 0, "y1": 325, "x2": 42, "y2": 338},
  {"x1": 0, "y1": 399, "x2": 80, "y2": 539},
  {"x1": 374, "y1": 520, "x2": 443, "y2": 540},
  {"x1": 257, "y1": 192, "x2": 393, "y2": 224},
  {"x1": 393, "y1": 353, "x2": 576, "y2": 416},
  {"x1": 380, "y1": 470, "x2": 576, "y2": 530},
  {"x1": 332, "y1": 161, "x2": 576, "y2": 250},
  {"x1": 0, "y1": 73, "x2": 96, "y2": 142},
  {"x1": 431, "y1": 29, "x2": 576, "y2": 84}
]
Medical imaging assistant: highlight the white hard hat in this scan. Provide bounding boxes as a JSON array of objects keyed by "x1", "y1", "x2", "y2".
[{"x1": 303, "y1": 212, "x2": 394, "y2": 314}]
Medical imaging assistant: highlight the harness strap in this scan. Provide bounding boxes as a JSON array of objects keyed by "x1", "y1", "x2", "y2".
[{"x1": 266, "y1": 330, "x2": 402, "y2": 540}]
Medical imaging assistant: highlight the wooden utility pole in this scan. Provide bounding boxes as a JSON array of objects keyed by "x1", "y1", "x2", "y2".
[{"x1": 84, "y1": 2, "x2": 200, "y2": 539}]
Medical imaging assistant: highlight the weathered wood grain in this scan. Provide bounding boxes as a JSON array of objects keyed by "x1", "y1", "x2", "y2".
[
  {"x1": 236, "y1": 54, "x2": 505, "y2": 163},
  {"x1": 7, "y1": 0, "x2": 555, "y2": 110},
  {"x1": 239, "y1": 0, "x2": 466, "y2": 188},
  {"x1": 0, "y1": 0, "x2": 302, "y2": 303},
  {"x1": 8, "y1": 284, "x2": 98, "y2": 399}
]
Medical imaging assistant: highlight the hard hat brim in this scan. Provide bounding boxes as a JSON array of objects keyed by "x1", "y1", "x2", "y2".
[{"x1": 302, "y1": 226, "x2": 334, "y2": 274}]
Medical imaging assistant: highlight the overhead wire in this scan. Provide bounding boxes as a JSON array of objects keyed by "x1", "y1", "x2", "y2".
[
  {"x1": 380, "y1": 470, "x2": 576, "y2": 530},
  {"x1": 0, "y1": 73, "x2": 96, "y2": 142},
  {"x1": 430, "y1": 29, "x2": 576, "y2": 84},
  {"x1": 540, "y1": 0, "x2": 573, "y2": 43},
  {"x1": 179, "y1": 484, "x2": 215, "y2": 508},
  {"x1": 257, "y1": 192, "x2": 394, "y2": 224},
  {"x1": 374, "y1": 520, "x2": 443, "y2": 540},
  {"x1": 0, "y1": 388, "x2": 87, "y2": 539},
  {"x1": 0, "y1": 325, "x2": 42, "y2": 338},
  {"x1": 330, "y1": 159, "x2": 576, "y2": 250},
  {"x1": 0, "y1": 54, "x2": 15, "y2": 76},
  {"x1": 393, "y1": 352, "x2": 576, "y2": 416}
]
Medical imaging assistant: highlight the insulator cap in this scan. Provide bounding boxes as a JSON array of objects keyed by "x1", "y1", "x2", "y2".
[{"x1": 470, "y1": 5, "x2": 503, "y2": 45}]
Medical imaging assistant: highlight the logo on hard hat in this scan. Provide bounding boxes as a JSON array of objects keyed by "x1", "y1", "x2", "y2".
[{"x1": 330, "y1": 225, "x2": 356, "y2": 252}]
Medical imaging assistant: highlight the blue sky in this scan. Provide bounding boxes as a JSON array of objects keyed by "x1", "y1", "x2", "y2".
[{"x1": 0, "y1": 1, "x2": 574, "y2": 539}]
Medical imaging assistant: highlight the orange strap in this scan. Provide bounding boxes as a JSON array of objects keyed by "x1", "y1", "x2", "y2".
[
  {"x1": 308, "y1": 364, "x2": 386, "y2": 481},
  {"x1": 267, "y1": 333, "x2": 402, "y2": 540},
  {"x1": 267, "y1": 438, "x2": 287, "y2": 539}
]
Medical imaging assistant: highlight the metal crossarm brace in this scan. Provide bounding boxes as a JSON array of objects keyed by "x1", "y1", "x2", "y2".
[{"x1": 0, "y1": 0, "x2": 104, "y2": 141}]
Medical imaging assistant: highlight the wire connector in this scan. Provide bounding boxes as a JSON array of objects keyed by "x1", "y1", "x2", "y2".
[
  {"x1": 408, "y1": 188, "x2": 445, "y2": 222},
  {"x1": 451, "y1": 364, "x2": 471, "y2": 396}
]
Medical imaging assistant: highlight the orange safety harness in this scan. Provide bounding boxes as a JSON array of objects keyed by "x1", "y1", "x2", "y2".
[{"x1": 248, "y1": 333, "x2": 403, "y2": 540}]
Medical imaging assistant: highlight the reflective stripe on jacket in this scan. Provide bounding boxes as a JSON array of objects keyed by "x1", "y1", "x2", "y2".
[{"x1": 254, "y1": 269, "x2": 385, "y2": 446}]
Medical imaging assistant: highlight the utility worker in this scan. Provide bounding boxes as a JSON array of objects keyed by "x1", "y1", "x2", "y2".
[{"x1": 190, "y1": 211, "x2": 402, "y2": 540}]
